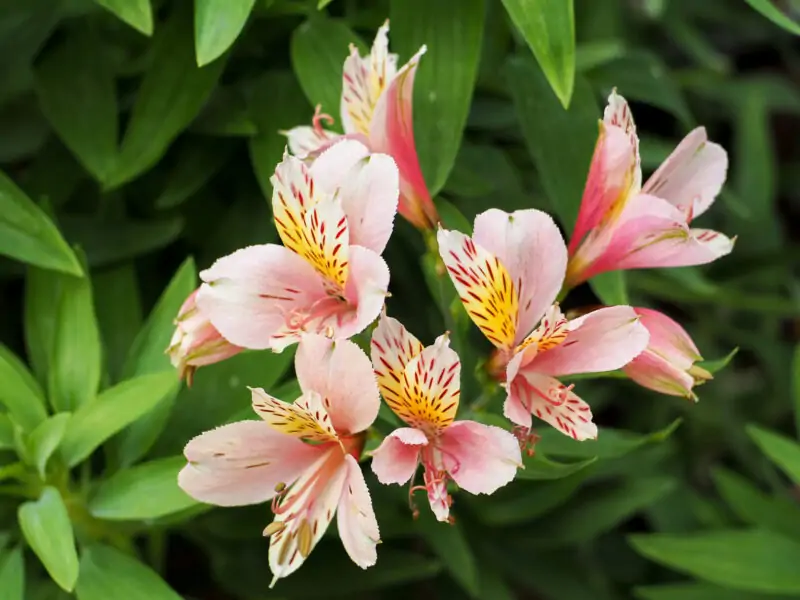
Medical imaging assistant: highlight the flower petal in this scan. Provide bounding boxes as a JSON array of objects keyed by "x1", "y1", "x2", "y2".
[
  {"x1": 339, "y1": 245, "x2": 390, "y2": 339},
  {"x1": 251, "y1": 388, "x2": 338, "y2": 443},
  {"x1": 437, "y1": 228, "x2": 519, "y2": 351},
  {"x1": 295, "y1": 334, "x2": 380, "y2": 435},
  {"x1": 439, "y1": 420, "x2": 521, "y2": 495},
  {"x1": 284, "y1": 125, "x2": 340, "y2": 158},
  {"x1": 178, "y1": 421, "x2": 320, "y2": 507},
  {"x1": 473, "y1": 209, "x2": 567, "y2": 342},
  {"x1": 370, "y1": 313, "x2": 424, "y2": 416},
  {"x1": 337, "y1": 455, "x2": 380, "y2": 569},
  {"x1": 635, "y1": 307, "x2": 701, "y2": 368},
  {"x1": 623, "y1": 350, "x2": 697, "y2": 399},
  {"x1": 424, "y1": 467, "x2": 451, "y2": 522},
  {"x1": 529, "y1": 306, "x2": 649, "y2": 377},
  {"x1": 370, "y1": 427, "x2": 426, "y2": 485}
]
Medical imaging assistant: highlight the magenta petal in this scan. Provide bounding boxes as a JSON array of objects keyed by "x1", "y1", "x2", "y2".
[{"x1": 370, "y1": 427, "x2": 426, "y2": 485}]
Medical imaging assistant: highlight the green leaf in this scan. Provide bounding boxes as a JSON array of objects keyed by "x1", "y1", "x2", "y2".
[
  {"x1": 290, "y1": 17, "x2": 364, "y2": 121},
  {"x1": 0, "y1": 344, "x2": 48, "y2": 430},
  {"x1": 500, "y1": 0, "x2": 575, "y2": 107},
  {"x1": 89, "y1": 456, "x2": 196, "y2": 521},
  {"x1": 155, "y1": 140, "x2": 233, "y2": 209},
  {"x1": 0, "y1": 170, "x2": 81, "y2": 275},
  {"x1": 34, "y1": 28, "x2": 118, "y2": 182},
  {"x1": 391, "y1": 0, "x2": 485, "y2": 194},
  {"x1": 699, "y1": 347, "x2": 739, "y2": 374},
  {"x1": 27, "y1": 413, "x2": 71, "y2": 477},
  {"x1": 48, "y1": 265, "x2": 102, "y2": 413},
  {"x1": 94, "y1": 264, "x2": 143, "y2": 383},
  {"x1": 75, "y1": 544, "x2": 181, "y2": 600},
  {"x1": 794, "y1": 345, "x2": 800, "y2": 438},
  {"x1": 518, "y1": 452, "x2": 597, "y2": 480},
  {"x1": 629, "y1": 529, "x2": 800, "y2": 594},
  {"x1": 506, "y1": 56, "x2": 597, "y2": 230},
  {"x1": 92, "y1": 0, "x2": 153, "y2": 36},
  {"x1": 24, "y1": 265, "x2": 62, "y2": 384},
  {"x1": 108, "y1": 6, "x2": 227, "y2": 188},
  {"x1": 194, "y1": 0, "x2": 256, "y2": 67},
  {"x1": 18, "y1": 487, "x2": 79, "y2": 592},
  {"x1": 0, "y1": 414, "x2": 14, "y2": 450},
  {"x1": 589, "y1": 271, "x2": 629, "y2": 305},
  {"x1": 635, "y1": 583, "x2": 796, "y2": 600},
  {"x1": 743, "y1": 0, "x2": 800, "y2": 35},
  {"x1": 434, "y1": 198, "x2": 472, "y2": 233},
  {"x1": 414, "y1": 510, "x2": 478, "y2": 597},
  {"x1": 712, "y1": 467, "x2": 800, "y2": 541},
  {"x1": 747, "y1": 424, "x2": 800, "y2": 484},
  {"x1": 0, "y1": 546, "x2": 24, "y2": 600},
  {"x1": 59, "y1": 372, "x2": 179, "y2": 467}
]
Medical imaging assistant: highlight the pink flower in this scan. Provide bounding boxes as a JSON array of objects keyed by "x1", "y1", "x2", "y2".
[
  {"x1": 623, "y1": 308, "x2": 712, "y2": 400},
  {"x1": 178, "y1": 335, "x2": 381, "y2": 586},
  {"x1": 437, "y1": 208, "x2": 650, "y2": 443},
  {"x1": 565, "y1": 90, "x2": 734, "y2": 288},
  {"x1": 284, "y1": 21, "x2": 438, "y2": 230},
  {"x1": 369, "y1": 313, "x2": 522, "y2": 522},
  {"x1": 197, "y1": 139, "x2": 397, "y2": 352},
  {"x1": 167, "y1": 288, "x2": 242, "y2": 384}
]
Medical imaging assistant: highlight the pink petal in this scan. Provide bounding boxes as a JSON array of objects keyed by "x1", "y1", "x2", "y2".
[
  {"x1": 178, "y1": 421, "x2": 320, "y2": 507},
  {"x1": 503, "y1": 385, "x2": 532, "y2": 429},
  {"x1": 338, "y1": 245, "x2": 390, "y2": 340},
  {"x1": 295, "y1": 334, "x2": 381, "y2": 435},
  {"x1": 371, "y1": 312, "x2": 425, "y2": 412},
  {"x1": 284, "y1": 125, "x2": 341, "y2": 158},
  {"x1": 529, "y1": 306, "x2": 650, "y2": 377},
  {"x1": 634, "y1": 307, "x2": 701, "y2": 369},
  {"x1": 337, "y1": 455, "x2": 380, "y2": 569},
  {"x1": 623, "y1": 350, "x2": 696, "y2": 399},
  {"x1": 370, "y1": 427, "x2": 426, "y2": 485},
  {"x1": 423, "y1": 467, "x2": 451, "y2": 522},
  {"x1": 472, "y1": 209, "x2": 567, "y2": 342},
  {"x1": 438, "y1": 420, "x2": 521, "y2": 495},
  {"x1": 197, "y1": 244, "x2": 326, "y2": 351},
  {"x1": 642, "y1": 127, "x2": 728, "y2": 219}
]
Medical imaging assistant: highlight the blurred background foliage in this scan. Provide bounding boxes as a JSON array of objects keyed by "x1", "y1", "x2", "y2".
[{"x1": 0, "y1": 0, "x2": 799, "y2": 598}]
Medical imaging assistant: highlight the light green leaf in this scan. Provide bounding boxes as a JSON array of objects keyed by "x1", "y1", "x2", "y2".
[
  {"x1": 60, "y1": 372, "x2": 179, "y2": 467},
  {"x1": 27, "y1": 413, "x2": 71, "y2": 477},
  {"x1": 699, "y1": 347, "x2": 739, "y2": 374},
  {"x1": 589, "y1": 271, "x2": 629, "y2": 305},
  {"x1": 414, "y1": 510, "x2": 478, "y2": 597},
  {"x1": 0, "y1": 546, "x2": 24, "y2": 600},
  {"x1": 0, "y1": 344, "x2": 48, "y2": 430},
  {"x1": 75, "y1": 544, "x2": 181, "y2": 600},
  {"x1": 89, "y1": 456, "x2": 196, "y2": 520},
  {"x1": 18, "y1": 487, "x2": 79, "y2": 592},
  {"x1": 500, "y1": 0, "x2": 575, "y2": 107},
  {"x1": 744, "y1": 0, "x2": 800, "y2": 35},
  {"x1": 34, "y1": 28, "x2": 118, "y2": 182},
  {"x1": 518, "y1": 452, "x2": 597, "y2": 480},
  {"x1": 630, "y1": 529, "x2": 800, "y2": 594},
  {"x1": 0, "y1": 414, "x2": 14, "y2": 450},
  {"x1": 391, "y1": 0, "x2": 485, "y2": 194},
  {"x1": 0, "y1": 170, "x2": 81, "y2": 275},
  {"x1": 194, "y1": 0, "x2": 256, "y2": 67},
  {"x1": 92, "y1": 0, "x2": 153, "y2": 36},
  {"x1": 747, "y1": 424, "x2": 800, "y2": 484}
]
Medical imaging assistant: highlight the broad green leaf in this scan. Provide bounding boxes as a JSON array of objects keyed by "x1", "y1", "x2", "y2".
[
  {"x1": 699, "y1": 347, "x2": 739, "y2": 374},
  {"x1": 92, "y1": 0, "x2": 153, "y2": 36},
  {"x1": 75, "y1": 544, "x2": 181, "y2": 600},
  {"x1": 155, "y1": 140, "x2": 233, "y2": 209},
  {"x1": 747, "y1": 424, "x2": 800, "y2": 484},
  {"x1": 744, "y1": 0, "x2": 800, "y2": 35},
  {"x1": 630, "y1": 529, "x2": 800, "y2": 594},
  {"x1": 414, "y1": 510, "x2": 478, "y2": 597},
  {"x1": 34, "y1": 28, "x2": 118, "y2": 182},
  {"x1": 24, "y1": 265, "x2": 62, "y2": 384},
  {"x1": 0, "y1": 546, "x2": 24, "y2": 600},
  {"x1": 108, "y1": 6, "x2": 227, "y2": 188},
  {"x1": 0, "y1": 414, "x2": 14, "y2": 450},
  {"x1": 89, "y1": 456, "x2": 196, "y2": 520},
  {"x1": 500, "y1": 0, "x2": 575, "y2": 107},
  {"x1": 60, "y1": 372, "x2": 179, "y2": 467},
  {"x1": 434, "y1": 199, "x2": 472, "y2": 234},
  {"x1": 18, "y1": 487, "x2": 79, "y2": 592},
  {"x1": 190, "y1": 86, "x2": 258, "y2": 137},
  {"x1": 576, "y1": 40, "x2": 626, "y2": 72},
  {"x1": 589, "y1": 271, "x2": 629, "y2": 305},
  {"x1": 391, "y1": 0, "x2": 485, "y2": 194},
  {"x1": 506, "y1": 56, "x2": 597, "y2": 230},
  {"x1": 48, "y1": 262, "x2": 102, "y2": 413},
  {"x1": 518, "y1": 452, "x2": 597, "y2": 480},
  {"x1": 27, "y1": 413, "x2": 71, "y2": 477},
  {"x1": 0, "y1": 170, "x2": 81, "y2": 275},
  {"x1": 194, "y1": 0, "x2": 256, "y2": 67},
  {"x1": 636, "y1": 583, "x2": 796, "y2": 600},
  {"x1": 712, "y1": 468, "x2": 800, "y2": 541},
  {"x1": 290, "y1": 17, "x2": 364, "y2": 121},
  {"x1": 0, "y1": 344, "x2": 47, "y2": 430},
  {"x1": 94, "y1": 264, "x2": 143, "y2": 383}
]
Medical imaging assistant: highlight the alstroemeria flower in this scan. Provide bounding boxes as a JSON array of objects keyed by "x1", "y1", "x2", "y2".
[
  {"x1": 369, "y1": 313, "x2": 522, "y2": 522},
  {"x1": 438, "y1": 208, "x2": 650, "y2": 442},
  {"x1": 197, "y1": 139, "x2": 398, "y2": 352},
  {"x1": 167, "y1": 288, "x2": 242, "y2": 384},
  {"x1": 284, "y1": 21, "x2": 437, "y2": 230},
  {"x1": 179, "y1": 335, "x2": 381, "y2": 586},
  {"x1": 623, "y1": 308, "x2": 712, "y2": 400},
  {"x1": 565, "y1": 90, "x2": 734, "y2": 288}
]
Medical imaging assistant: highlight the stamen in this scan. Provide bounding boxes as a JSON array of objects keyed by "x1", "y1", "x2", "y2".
[
  {"x1": 263, "y1": 521, "x2": 286, "y2": 537},
  {"x1": 312, "y1": 105, "x2": 335, "y2": 135},
  {"x1": 512, "y1": 426, "x2": 540, "y2": 457}
]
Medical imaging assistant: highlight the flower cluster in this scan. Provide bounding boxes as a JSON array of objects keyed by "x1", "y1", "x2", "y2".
[{"x1": 170, "y1": 23, "x2": 733, "y2": 586}]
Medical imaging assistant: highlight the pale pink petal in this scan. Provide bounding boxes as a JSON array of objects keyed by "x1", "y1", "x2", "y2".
[
  {"x1": 472, "y1": 209, "x2": 567, "y2": 342},
  {"x1": 337, "y1": 455, "x2": 380, "y2": 568},
  {"x1": 438, "y1": 420, "x2": 522, "y2": 495},
  {"x1": 251, "y1": 388, "x2": 338, "y2": 443},
  {"x1": 283, "y1": 125, "x2": 340, "y2": 158},
  {"x1": 642, "y1": 127, "x2": 727, "y2": 219},
  {"x1": 503, "y1": 385, "x2": 532, "y2": 429},
  {"x1": 337, "y1": 245, "x2": 390, "y2": 340},
  {"x1": 370, "y1": 427, "x2": 426, "y2": 485},
  {"x1": 424, "y1": 467, "x2": 450, "y2": 522},
  {"x1": 295, "y1": 334, "x2": 380, "y2": 435},
  {"x1": 623, "y1": 350, "x2": 697, "y2": 399},
  {"x1": 635, "y1": 307, "x2": 701, "y2": 369},
  {"x1": 197, "y1": 244, "x2": 326, "y2": 351},
  {"x1": 371, "y1": 312, "x2": 424, "y2": 411},
  {"x1": 529, "y1": 306, "x2": 649, "y2": 377},
  {"x1": 603, "y1": 90, "x2": 641, "y2": 186},
  {"x1": 178, "y1": 421, "x2": 321, "y2": 507}
]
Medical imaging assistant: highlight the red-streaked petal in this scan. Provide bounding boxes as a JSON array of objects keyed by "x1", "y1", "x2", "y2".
[
  {"x1": 370, "y1": 427, "x2": 426, "y2": 485},
  {"x1": 370, "y1": 313, "x2": 424, "y2": 415},
  {"x1": 251, "y1": 388, "x2": 338, "y2": 443},
  {"x1": 337, "y1": 455, "x2": 380, "y2": 568}
]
